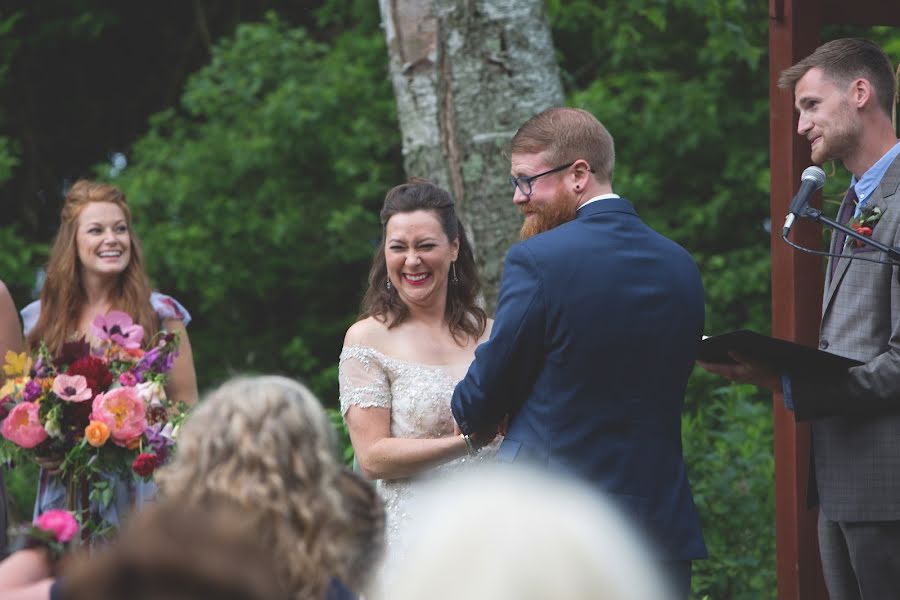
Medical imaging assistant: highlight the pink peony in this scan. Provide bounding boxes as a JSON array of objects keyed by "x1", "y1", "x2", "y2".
[
  {"x1": 91, "y1": 387, "x2": 147, "y2": 446},
  {"x1": 51, "y1": 374, "x2": 92, "y2": 403},
  {"x1": 91, "y1": 311, "x2": 144, "y2": 349},
  {"x1": 34, "y1": 509, "x2": 79, "y2": 543},
  {"x1": 0, "y1": 402, "x2": 48, "y2": 448}
]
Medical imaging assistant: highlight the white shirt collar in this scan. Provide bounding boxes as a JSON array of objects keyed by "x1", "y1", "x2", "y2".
[{"x1": 577, "y1": 193, "x2": 620, "y2": 211}]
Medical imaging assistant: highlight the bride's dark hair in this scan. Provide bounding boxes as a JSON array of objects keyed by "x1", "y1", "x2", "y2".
[{"x1": 360, "y1": 179, "x2": 487, "y2": 344}]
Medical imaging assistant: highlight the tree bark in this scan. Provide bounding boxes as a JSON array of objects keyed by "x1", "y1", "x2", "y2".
[{"x1": 379, "y1": 0, "x2": 563, "y2": 310}]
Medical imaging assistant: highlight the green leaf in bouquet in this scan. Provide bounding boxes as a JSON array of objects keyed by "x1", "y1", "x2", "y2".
[{"x1": 100, "y1": 486, "x2": 114, "y2": 509}]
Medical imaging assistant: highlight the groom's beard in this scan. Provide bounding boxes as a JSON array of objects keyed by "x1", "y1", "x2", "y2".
[{"x1": 519, "y1": 197, "x2": 578, "y2": 240}]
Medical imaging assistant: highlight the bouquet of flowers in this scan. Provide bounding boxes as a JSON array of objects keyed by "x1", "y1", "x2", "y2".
[{"x1": 0, "y1": 311, "x2": 187, "y2": 538}]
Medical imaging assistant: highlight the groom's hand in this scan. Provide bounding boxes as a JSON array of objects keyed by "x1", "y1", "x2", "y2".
[
  {"x1": 497, "y1": 414, "x2": 509, "y2": 436},
  {"x1": 471, "y1": 429, "x2": 498, "y2": 449}
]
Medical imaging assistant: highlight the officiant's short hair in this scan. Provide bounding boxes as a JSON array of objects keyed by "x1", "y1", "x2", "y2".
[
  {"x1": 778, "y1": 38, "x2": 896, "y2": 119},
  {"x1": 509, "y1": 107, "x2": 615, "y2": 185}
]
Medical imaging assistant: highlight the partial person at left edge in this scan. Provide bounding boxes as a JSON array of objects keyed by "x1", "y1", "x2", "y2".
[
  {"x1": 19, "y1": 180, "x2": 198, "y2": 526},
  {"x1": 0, "y1": 279, "x2": 23, "y2": 557}
]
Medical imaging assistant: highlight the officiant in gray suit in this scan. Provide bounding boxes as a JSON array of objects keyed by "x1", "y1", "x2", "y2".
[{"x1": 700, "y1": 38, "x2": 900, "y2": 600}]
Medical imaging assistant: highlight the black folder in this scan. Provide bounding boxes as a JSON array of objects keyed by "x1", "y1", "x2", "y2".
[{"x1": 697, "y1": 329, "x2": 862, "y2": 374}]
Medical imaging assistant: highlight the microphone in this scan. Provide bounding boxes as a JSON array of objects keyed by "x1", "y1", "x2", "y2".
[{"x1": 782, "y1": 166, "x2": 826, "y2": 237}]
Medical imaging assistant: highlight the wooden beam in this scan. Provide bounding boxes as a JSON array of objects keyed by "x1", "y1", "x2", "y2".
[
  {"x1": 822, "y1": 0, "x2": 900, "y2": 26},
  {"x1": 768, "y1": 1, "x2": 828, "y2": 598}
]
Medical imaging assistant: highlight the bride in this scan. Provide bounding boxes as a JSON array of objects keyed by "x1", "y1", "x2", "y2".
[{"x1": 339, "y1": 179, "x2": 497, "y2": 549}]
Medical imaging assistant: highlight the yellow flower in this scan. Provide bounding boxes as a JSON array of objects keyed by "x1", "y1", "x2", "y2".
[
  {"x1": 0, "y1": 376, "x2": 30, "y2": 399},
  {"x1": 2, "y1": 351, "x2": 33, "y2": 378},
  {"x1": 85, "y1": 421, "x2": 111, "y2": 447}
]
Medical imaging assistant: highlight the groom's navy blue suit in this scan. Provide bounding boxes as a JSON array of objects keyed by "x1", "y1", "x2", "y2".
[{"x1": 452, "y1": 197, "x2": 707, "y2": 560}]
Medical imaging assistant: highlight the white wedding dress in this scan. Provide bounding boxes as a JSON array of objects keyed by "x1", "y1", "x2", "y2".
[{"x1": 339, "y1": 345, "x2": 497, "y2": 549}]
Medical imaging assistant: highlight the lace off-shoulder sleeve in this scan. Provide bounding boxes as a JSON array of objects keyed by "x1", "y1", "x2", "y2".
[
  {"x1": 339, "y1": 345, "x2": 392, "y2": 415},
  {"x1": 150, "y1": 292, "x2": 192, "y2": 327}
]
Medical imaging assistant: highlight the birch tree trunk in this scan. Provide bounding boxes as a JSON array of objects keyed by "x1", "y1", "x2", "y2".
[{"x1": 379, "y1": 0, "x2": 563, "y2": 310}]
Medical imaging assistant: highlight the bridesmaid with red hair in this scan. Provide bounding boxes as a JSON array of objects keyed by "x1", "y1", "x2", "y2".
[{"x1": 20, "y1": 179, "x2": 198, "y2": 526}]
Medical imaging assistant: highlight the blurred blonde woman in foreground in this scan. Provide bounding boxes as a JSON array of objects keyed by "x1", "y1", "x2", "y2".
[
  {"x1": 378, "y1": 465, "x2": 675, "y2": 600},
  {"x1": 157, "y1": 375, "x2": 362, "y2": 600}
]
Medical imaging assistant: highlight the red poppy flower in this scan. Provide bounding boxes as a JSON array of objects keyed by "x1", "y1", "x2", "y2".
[
  {"x1": 66, "y1": 357, "x2": 113, "y2": 398},
  {"x1": 55, "y1": 337, "x2": 91, "y2": 367}
]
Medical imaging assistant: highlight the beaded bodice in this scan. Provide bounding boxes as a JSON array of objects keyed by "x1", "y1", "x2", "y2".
[{"x1": 339, "y1": 345, "x2": 497, "y2": 547}]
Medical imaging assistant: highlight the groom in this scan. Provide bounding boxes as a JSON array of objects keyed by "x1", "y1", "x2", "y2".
[{"x1": 451, "y1": 107, "x2": 706, "y2": 597}]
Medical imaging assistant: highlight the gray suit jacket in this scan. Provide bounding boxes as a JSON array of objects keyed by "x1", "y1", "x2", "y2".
[{"x1": 791, "y1": 153, "x2": 900, "y2": 521}]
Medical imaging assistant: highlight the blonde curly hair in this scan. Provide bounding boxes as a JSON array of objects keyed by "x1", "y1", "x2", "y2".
[{"x1": 156, "y1": 375, "x2": 353, "y2": 599}]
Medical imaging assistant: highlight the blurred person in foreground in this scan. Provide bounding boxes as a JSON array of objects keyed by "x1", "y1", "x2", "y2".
[
  {"x1": 0, "y1": 498, "x2": 288, "y2": 600},
  {"x1": 376, "y1": 465, "x2": 674, "y2": 600},
  {"x1": 156, "y1": 375, "x2": 364, "y2": 600},
  {"x1": 59, "y1": 499, "x2": 289, "y2": 600},
  {"x1": 451, "y1": 107, "x2": 706, "y2": 597}
]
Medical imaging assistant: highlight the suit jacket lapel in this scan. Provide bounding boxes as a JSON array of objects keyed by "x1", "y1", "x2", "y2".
[
  {"x1": 822, "y1": 192, "x2": 857, "y2": 310},
  {"x1": 823, "y1": 156, "x2": 900, "y2": 314}
]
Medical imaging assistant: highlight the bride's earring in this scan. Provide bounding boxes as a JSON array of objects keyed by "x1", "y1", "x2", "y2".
[
  {"x1": 451, "y1": 261, "x2": 459, "y2": 284},
  {"x1": 386, "y1": 278, "x2": 392, "y2": 290}
]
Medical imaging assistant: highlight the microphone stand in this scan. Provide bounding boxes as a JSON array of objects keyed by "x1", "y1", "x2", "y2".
[{"x1": 802, "y1": 206, "x2": 900, "y2": 265}]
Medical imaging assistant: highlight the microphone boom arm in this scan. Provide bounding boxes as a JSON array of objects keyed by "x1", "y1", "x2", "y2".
[{"x1": 801, "y1": 206, "x2": 900, "y2": 265}]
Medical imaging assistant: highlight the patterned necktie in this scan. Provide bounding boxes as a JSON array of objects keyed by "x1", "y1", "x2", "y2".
[{"x1": 829, "y1": 186, "x2": 858, "y2": 280}]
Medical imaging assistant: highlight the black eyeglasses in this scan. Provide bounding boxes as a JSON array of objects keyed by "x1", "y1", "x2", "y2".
[{"x1": 508, "y1": 162, "x2": 574, "y2": 197}]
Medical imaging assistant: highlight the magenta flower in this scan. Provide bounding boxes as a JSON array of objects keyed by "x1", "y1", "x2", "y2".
[
  {"x1": 91, "y1": 387, "x2": 147, "y2": 446},
  {"x1": 51, "y1": 374, "x2": 92, "y2": 403},
  {"x1": 0, "y1": 402, "x2": 48, "y2": 448},
  {"x1": 91, "y1": 311, "x2": 144, "y2": 349},
  {"x1": 34, "y1": 509, "x2": 79, "y2": 543},
  {"x1": 118, "y1": 371, "x2": 138, "y2": 387}
]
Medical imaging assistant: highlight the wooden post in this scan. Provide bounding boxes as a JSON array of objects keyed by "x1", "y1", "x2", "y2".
[{"x1": 768, "y1": 1, "x2": 827, "y2": 598}]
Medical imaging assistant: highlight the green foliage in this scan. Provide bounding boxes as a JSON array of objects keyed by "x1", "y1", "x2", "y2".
[
  {"x1": 683, "y1": 384, "x2": 776, "y2": 599},
  {"x1": 108, "y1": 11, "x2": 402, "y2": 405},
  {"x1": 328, "y1": 406, "x2": 354, "y2": 466},
  {"x1": 3, "y1": 461, "x2": 37, "y2": 524},
  {"x1": 0, "y1": 226, "x2": 47, "y2": 292}
]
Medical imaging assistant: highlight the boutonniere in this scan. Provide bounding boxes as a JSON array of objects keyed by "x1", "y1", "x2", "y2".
[{"x1": 846, "y1": 203, "x2": 885, "y2": 247}]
